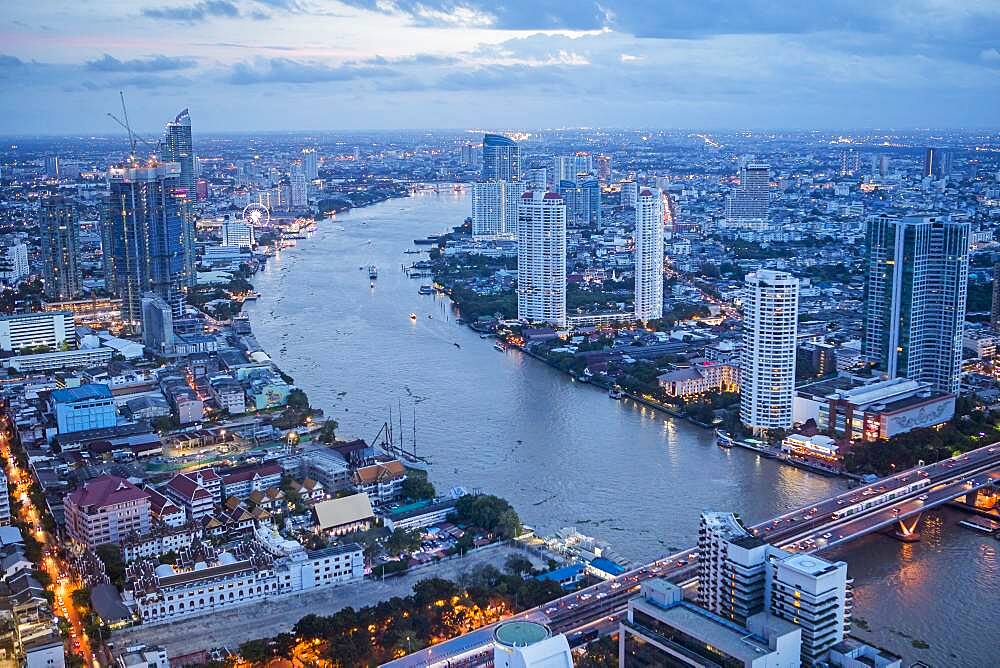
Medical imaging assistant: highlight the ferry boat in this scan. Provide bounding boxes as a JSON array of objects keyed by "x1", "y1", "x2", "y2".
[
  {"x1": 494, "y1": 342, "x2": 507, "y2": 352},
  {"x1": 418, "y1": 285, "x2": 434, "y2": 295},
  {"x1": 715, "y1": 429, "x2": 735, "y2": 448},
  {"x1": 608, "y1": 386, "x2": 624, "y2": 400},
  {"x1": 368, "y1": 265, "x2": 378, "y2": 279}
]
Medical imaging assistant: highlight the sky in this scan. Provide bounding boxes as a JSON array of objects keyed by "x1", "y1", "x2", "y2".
[{"x1": 1, "y1": 0, "x2": 999, "y2": 134}]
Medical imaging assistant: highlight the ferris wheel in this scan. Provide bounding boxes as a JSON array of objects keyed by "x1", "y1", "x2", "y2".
[{"x1": 242, "y1": 202, "x2": 270, "y2": 228}]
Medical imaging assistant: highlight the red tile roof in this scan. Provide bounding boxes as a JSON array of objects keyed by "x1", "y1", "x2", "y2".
[{"x1": 68, "y1": 475, "x2": 149, "y2": 510}]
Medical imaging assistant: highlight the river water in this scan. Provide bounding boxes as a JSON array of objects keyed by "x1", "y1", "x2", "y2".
[{"x1": 245, "y1": 190, "x2": 996, "y2": 666}]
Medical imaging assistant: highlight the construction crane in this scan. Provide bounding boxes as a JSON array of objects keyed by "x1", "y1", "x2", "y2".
[{"x1": 106, "y1": 91, "x2": 159, "y2": 162}]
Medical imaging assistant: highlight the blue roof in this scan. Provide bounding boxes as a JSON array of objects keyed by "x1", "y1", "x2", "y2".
[
  {"x1": 51, "y1": 383, "x2": 113, "y2": 404},
  {"x1": 590, "y1": 557, "x2": 626, "y2": 576},
  {"x1": 535, "y1": 563, "x2": 584, "y2": 583}
]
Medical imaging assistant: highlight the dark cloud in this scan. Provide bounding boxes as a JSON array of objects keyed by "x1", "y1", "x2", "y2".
[
  {"x1": 225, "y1": 58, "x2": 399, "y2": 84},
  {"x1": 85, "y1": 54, "x2": 197, "y2": 72},
  {"x1": 142, "y1": 1, "x2": 240, "y2": 22}
]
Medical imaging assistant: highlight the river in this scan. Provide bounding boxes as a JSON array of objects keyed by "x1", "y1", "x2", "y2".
[{"x1": 245, "y1": 189, "x2": 996, "y2": 666}]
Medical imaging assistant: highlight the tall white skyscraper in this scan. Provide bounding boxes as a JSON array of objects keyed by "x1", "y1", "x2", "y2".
[
  {"x1": 301, "y1": 148, "x2": 319, "y2": 179},
  {"x1": 740, "y1": 270, "x2": 799, "y2": 433},
  {"x1": 861, "y1": 214, "x2": 969, "y2": 394},
  {"x1": 725, "y1": 162, "x2": 770, "y2": 229},
  {"x1": 517, "y1": 191, "x2": 566, "y2": 326},
  {"x1": 472, "y1": 181, "x2": 525, "y2": 239},
  {"x1": 634, "y1": 188, "x2": 664, "y2": 321}
]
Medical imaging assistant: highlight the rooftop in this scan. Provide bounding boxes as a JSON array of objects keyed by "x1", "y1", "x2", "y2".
[
  {"x1": 51, "y1": 383, "x2": 113, "y2": 404},
  {"x1": 494, "y1": 620, "x2": 550, "y2": 648},
  {"x1": 67, "y1": 475, "x2": 149, "y2": 511}
]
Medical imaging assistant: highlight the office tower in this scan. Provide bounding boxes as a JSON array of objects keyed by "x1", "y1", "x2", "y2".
[
  {"x1": 767, "y1": 553, "x2": 850, "y2": 666},
  {"x1": 222, "y1": 219, "x2": 255, "y2": 249},
  {"x1": 0, "y1": 242, "x2": 29, "y2": 285},
  {"x1": 923, "y1": 147, "x2": 952, "y2": 179},
  {"x1": 517, "y1": 191, "x2": 566, "y2": 326},
  {"x1": 105, "y1": 162, "x2": 187, "y2": 324},
  {"x1": 992, "y1": 263, "x2": 1000, "y2": 334},
  {"x1": 634, "y1": 189, "x2": 664, "y2": 321},
  {"x1": 526, "y1": 167, "x2": 547, "y2": 192},
  {"x1": 558, "y1": 178, "x2": 601, "y2": 227},
  {"x1": 878, "y1": 154, "x2": 890, "y2": 179},
  {"x1": 620, "y1": 180, "x2": 638, "y2": 208},
  {"x1": 698, "y1": 512, "x2": 851, "y2": 667},
  {"x1": 301, "y1": 148, "x2": 319, "y2": 179},
  {"x1": 162, "y1": 109, "x2": 195, "y2": 199},
  {"x1": 725, "y1": 162, "x2": 770, "y2": 229},
  {"x1": 472, "y1": 180, "x2": 525, "y2": 239},
  {"x1": 482, "y1": 133, "x2": 519, "y2": 182},
  {"x1": 0, "y1": 469, "x2": 9, "y2": 526},
  {"x1": 621, "y1": 579, "x2": 802, "y2": 668},
  {"x1": 596, "y1": 154, "x2": 611, "y2": 182},
  {"x1": 861, "y1": 214, "x2": 969, "y2": 394},
  {"x1": 142, "y1": 292, "x2": 175, "y2": 356},
  {"x1": 40, "y1": 196, "x2": 81, "y2": 300},
  {"x1": 740, "y1": 270, "x2": 799, "y2": 433},
  {"x1": 492, "y1": 621, "x2": 572, "y2": 668},
  {"x1": 289, "y1": 172, "x2": 308, "y2": 208},
  {"x1": 553, "y1": 153, "x2": 593, "y2": 184},
  {"x1": 44, "y1": 156, "x2": 60, "y2": 178}
]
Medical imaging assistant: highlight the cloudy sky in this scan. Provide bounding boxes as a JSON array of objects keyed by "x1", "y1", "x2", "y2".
[{"x1": 2, "y1": 0, "x2": 998, "y2": 134}]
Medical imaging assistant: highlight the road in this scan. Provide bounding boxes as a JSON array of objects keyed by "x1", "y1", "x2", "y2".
[
  {"x1": 383, "y1": 442, "x2": 1000, "y2": 667},
  {"x1": 0, "y1": 421, "x2": 95, "y2": 666}
]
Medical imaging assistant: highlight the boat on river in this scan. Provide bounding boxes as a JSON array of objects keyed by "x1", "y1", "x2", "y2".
[
  {"x1": 609, "y1": 385, "x2": 624, "y2": 400},
  {"x1": 409, "y1": 313, "x2": 417, "y2": 321},
  {"x1": 368, "y1": 265, "x2": 378, "y2": 279}
]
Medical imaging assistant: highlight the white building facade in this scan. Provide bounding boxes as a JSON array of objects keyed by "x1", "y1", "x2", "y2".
[
  {"x1": 633, "y1": 189, "x2": 664, "y2": 321},
  {"x1": 740, "y1": 270, "x2": 799, "y2": 433},
  {"x1": 517, "y1": 192, "x2": 567, "y2": 326}
]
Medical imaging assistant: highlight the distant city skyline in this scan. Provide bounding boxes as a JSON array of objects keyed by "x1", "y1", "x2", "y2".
[{"x1": 2, "y1": 1, "x2": 999, "y2": 134}]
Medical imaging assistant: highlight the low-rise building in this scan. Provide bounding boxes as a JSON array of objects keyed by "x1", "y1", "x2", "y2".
[
  {"x1": 313, "y1": 493, "x2": 374, "y2": 536},
  {"x1": 352, "y1": 459, "x2": 406, "y2": 505},
  {"x1": 220, "y1": 463, "x2": 282, "y2": 500},
  {"x1": 64, "y1": 475, "x2": 151, "y2": 549},
  {"x1": 50, "y1": 384, "x2": 118, "y2": 434},
  {"x1": 657, "y1": 359, "x2": 739, "y2": 398},
  {"x1": 383, "y1": 498, "x2": 457, "y2": 532},
  {"x1": 121, "y1": 527, "x2": 202, "y2": 563},
  {"x1": 116, "y1": 644, "x2": 169, "y2": 668}
]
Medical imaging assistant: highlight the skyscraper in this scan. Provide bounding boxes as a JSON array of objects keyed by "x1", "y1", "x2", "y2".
[
  {"x1": 557, "y1": 178, "x2": 601, "y2": 227},
  {"x1": 740, "y1": 270, "x2": 799, "y2": 433},
  {"x1": 725, "y1": 162, "x2": 769, "y2": 229},
  {"x1": 162, "y1": 109, "x2": 195, "y2": 199},
  {"x1": 553, "y1": 153, "x2": 593, "y2": 183},
  {"x1": 40, "y1": 196, "x2": 81, "y2": 301},
  {"x1": 923, "y1": 147, "x2": 952, "y2": 179},
  {"x1": 472, "y1": 180, "x2": 524, "y2": 239},
  {"x1": 301, "y1": 148, "x2": 319, "y2": 179},
  {"x1": 517, "y1": 191, "x2": 566, "y2": 326},
  {"x1": 525, "y1": 167, "x2": 547, "y2": 192},
  {"x1": 861, "y1": 214, "x2": 969, "y2": 394},
  {"x1": 105, "y1": 162, "x2": 187, "y2": 324},
  {"x1": 482, "y1": 134, "x2": 519, "y2": 182},
  {"x1": 634, "y1": 188, "x2": 664, "y2": 322},
  {"x1": 620, "y1": 181, "x2": 638, "y2": 209},
  {"x1": 44, "y1": 156, "x2": 60, "y2": 179},
  {"x1": 289, "y1": 172, "x2": 308, "y2": 208},
  {"x1": 141, "y1": 292, "x2": 175, "y2": 356}
]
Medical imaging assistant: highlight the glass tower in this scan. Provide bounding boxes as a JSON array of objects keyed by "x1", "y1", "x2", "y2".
[
  {"x1": 481, "y1": 133, "x2": 519, "y2": 182},
  {"x1": 162, "y1": 109, "x2": 195, "y2": 198},
  {"x1": 40, "y1": 196, "x2": 81, "y2": 300}
]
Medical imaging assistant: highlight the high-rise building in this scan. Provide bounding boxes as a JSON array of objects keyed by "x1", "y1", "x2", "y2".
[
  {"x1": 697, "y1": 512, "x2": 851, "y2": 667},
  {"x1": 595, "y1": 154, "x2": 611, "y2": 182},
  {"x1": 620, "y1": 181, "x2": 638, "y2": 208},
  {"x1": 64, "y1": 475, "x2": 151, "y2": 549},
  {"x1": 525, "y1": 167, "x2": 548, "y2": 192},
  {"x1": 105, "y1": 162, "x2": 188, "y2": 323},
  {"x1": 634, "y1": 188, "x2": 664, "y2": 322},
  {"x1": 861, "y1": 214, "x2": 970, "y2": 394},
  {"x1": 0, "y1": 242, "x2": 29, "y2": 285},
  {"x1": 923, "y1": 147, "x2": 952, "y2": 179},
  {"x1": 162, "y1": 109, "x2": 195, "y2": 199},
  {"x1": 471, "y1": 180, "x2": 525, "y2": 239},
  {"x1": 40, "y1": 196, "x2": 81, "y2": 301},
  {"x1": 482, "y1": 134, "x2": 519, "y2": 182},
  {"x1": 517, "y1": 191, "x2": 566, "y2": 326},
  {"x1": 0, "y1": 469, "x2": 9, "y2": 526},
  {"x1": 222, "y1": 219, "x2": 255, "y2": 249},
  {"x1": 725, "y1": 162, "x2": 770, "y2": 229},
  {"x1": 289, "y1": 172, "x2": 308, "y2": 208},
  {"x1": 557, "y1": 178, "x2": 601, "y2": 227},
  {"x1": 301, "y1": 148, "x2": 319, "y2": 179},
  {"x1": 0, "y1": 311, "x2": 75, "y2": 353},
  {"x1": 992, "y1": 263, "x2": 1000, "y2": 334},
  {"x1": 492, "y1": 621, "x2": 572, "y2": 668},
  {"x1": 740, "y1": 270, "x2": 799, "y2": 433},
  {"x1": 141, "y1": 292, "x2": 175, "y2": 356},
  {"x1": 44, "y1": 156, "x2": 60, "y2": 178},
  {"x1": 553, "y1": 153, "x2": 593, "y2": 183}
]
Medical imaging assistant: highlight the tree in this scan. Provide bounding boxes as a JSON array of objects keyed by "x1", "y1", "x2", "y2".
[
  {"x1": 71, "y1": 587, "x2": 91, "y2": 610},
  {"x1": 385, "y1": 528, "x2": 422, "y2": 557},
  {"x1": 238, "y1": 639, "x2": 271, "y2": 663},
  {"x1": 95, "y1": 544, "x2": 125, "y2": 589},
  {"x1": 504, "y1": 554, "x2": 534, "y2": 576},
  {"x1": 318, "y1": 419, "x2": 339, "y2": 443},
  {"x1": 401, "y1": 476, "x2": 435, "y2": 501},
  {"x1": 287, "y1": 388, "x2": 310, "y2": 411}
]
